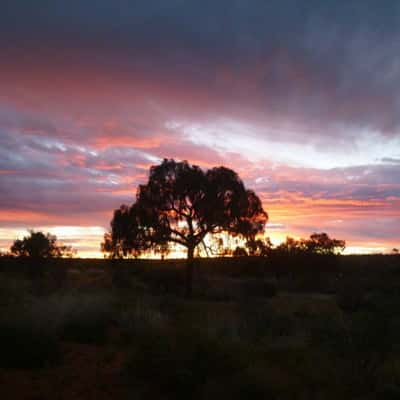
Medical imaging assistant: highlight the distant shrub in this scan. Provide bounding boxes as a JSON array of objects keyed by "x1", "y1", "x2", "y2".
[{"x1": 10, "y1": 230, "x2": 75, "y2": 258}]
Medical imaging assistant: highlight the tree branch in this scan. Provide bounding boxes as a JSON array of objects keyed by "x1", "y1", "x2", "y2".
[{"x1": 168, "y1": 237, "x2": 188, "y2": 247}]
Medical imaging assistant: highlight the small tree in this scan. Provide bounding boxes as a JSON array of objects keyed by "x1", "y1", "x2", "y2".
[
  {"x1": 245, "y1": 237, "x2": 273, "y2": 256},
  {"x1": 303, "y1": 232, "x2": 346, "y2": 255},
  {"x1": 102, "y1": 159, "x2": 268, "y2": 295},
  {"x1": 10, "y1": 230, "x2": 75, "y2": 258},
  {"x1": 232, "y1": 246, "x2": 248, "y2": 257},
  {"x1": 275, "y1": 236, "x2": 304, "y2": 255},
  {"x1": 274, "y1": 233, "x2": 345, "y2": 256}
]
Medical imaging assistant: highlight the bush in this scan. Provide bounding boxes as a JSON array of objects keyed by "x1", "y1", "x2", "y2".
[
  {"x1": 310, "y1": 311, "x2": 395, "y2": 395},
  {"x1": 123, "y1": 331, "x2": 249, "y2": 400},
  {"x1": 0, "y1": 312, "x2": 60, "y2": 369},
  {"x1": 58, "y1": 292, "x2": 114, "y2": 344},
  {"x1": 117, "y1": 297, "x2": 169, "y2": 342}
]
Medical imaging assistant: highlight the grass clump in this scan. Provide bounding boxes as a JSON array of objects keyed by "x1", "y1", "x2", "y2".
[
  {"x1": 117, "y1": 295, "x2": 169, "y2": 343},
  {"x1": 0, "y1": 307, "x2": 60, "y2": 369},
  {"x1": 58, "y1": 292, "x2": 114, "y2": 344},
  {"x1": 123, "y1": 329, "x2": 255, "y2": 400}
]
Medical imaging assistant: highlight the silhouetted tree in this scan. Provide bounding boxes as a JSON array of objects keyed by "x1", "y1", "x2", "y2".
[
  {"x1": 232, "y1": 246, "x2": 248, "y2": 257},
  {"x1": 275, "y1": 236, "x2": 304, "y2": 255},
  {"x1": 10, "y1": 230, "x2": 75, "y2": 258},
  {"x1": 101, "y1": 205, "x2": 146, "y2": 259},
  {"x1": 245, "y1": 237, "x2": 273, "y2": 256},
  {"x1": 102, "y1": 159, "x2": 268, "y2": 295},
  {"x1": 274, "y1": 233, "x2": 345, "y2": 256},
  {"x1": 302, "y1": 232, "x2": 346, "y2": 255}
]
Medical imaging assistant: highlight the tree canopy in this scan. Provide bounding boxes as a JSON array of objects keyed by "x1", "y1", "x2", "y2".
[
  {"x1": 303, "y1": 232, "x2": 346, "y2": 255},
  {"x1": 102, "y1": 159, "x2": 268, "y2": 294},
  {"x1": 10, "y1": 230, "x2": 75, "y2": 258},
  {"x1": 225, "y1": 233, "x2": 345, "y2": 257},
  {"x1": 274, "y1": 233, "x2": 346, "y2": 256},
  {"x1": 103, "y1": 159, "x2": 268, "y2": 259}
]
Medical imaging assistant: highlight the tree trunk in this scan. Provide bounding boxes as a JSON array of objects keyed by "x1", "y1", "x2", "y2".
[{"x1": 185, "y1": 245, "x2": 195, "y2": 298}]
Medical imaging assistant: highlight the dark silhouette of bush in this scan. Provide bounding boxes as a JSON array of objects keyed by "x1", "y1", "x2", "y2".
[
  {"x1": 232, "y1": 246, "x2": 248, "y2": 257},
  {"x1": 303, "y1": 233, "x2": 346, "y2": 255},
  {"x1": 10, "y1": 230, "x2": 75, "y2": 258},
  {"x1": 273, "y1": 233, "x2": 345, "y2": 257},
  {"x1": 245, "y1": 237, "x2": 273, "y2": 256}
]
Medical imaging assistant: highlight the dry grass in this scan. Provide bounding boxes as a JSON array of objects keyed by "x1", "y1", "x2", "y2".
[{"x1": 0, "y1": 255, "x2": 399, "y2": 399}]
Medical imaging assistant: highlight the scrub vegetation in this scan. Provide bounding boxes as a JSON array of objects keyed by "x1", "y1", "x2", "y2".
[{"x1": 0, "y1": 254, "x2": 399, "y2": 399}]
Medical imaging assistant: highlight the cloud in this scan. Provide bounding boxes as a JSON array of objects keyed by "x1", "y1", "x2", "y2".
[
  {"x1": 2, "y1": 1, "x2": 400, "y2": 139},
  {"x1": 382, "y1": 157, "x2": 400, "y2": 164},
  {"x1": 0, "y1": 1, "x2": 399, "y2": 255}
]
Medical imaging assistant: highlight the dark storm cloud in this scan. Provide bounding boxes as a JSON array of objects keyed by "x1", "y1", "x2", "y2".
[
  {"x1": 2, "y1": 1, "x2": 400, "y2": 136},
  {"x1": 2, "y1": 1, "x2": 398, "y2": 51}
]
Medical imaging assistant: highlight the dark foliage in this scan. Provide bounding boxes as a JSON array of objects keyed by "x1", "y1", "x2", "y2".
[
  {"x1": 123, "y1": 330, "x2": 256, "y2": 400},
  {"x1": 245, "y1": 237, "x2": 273, "y2": 256},
  {"x1": 10, "y1": 230, "x2": 75, "y2": 258},
  {"x1": 274, "y1": 233, "x2": 345, "y2": 256},
  {"x1": 1, "y1": 256, "x2": 400, "y2": 399},
  {"x1": 0, "y1": 315, "x2": 61, "y2": 369},
  {"x1": 102, "y1": 159, "x2": 268, "y2": 295},
  {"x1": 60, "y1": 298, "x2": 113, "y2": 344}
]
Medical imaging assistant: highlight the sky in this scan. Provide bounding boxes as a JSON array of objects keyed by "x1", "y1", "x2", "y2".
[{"x1": 0, "y1": 0, "x2": 399, "y2": 257}]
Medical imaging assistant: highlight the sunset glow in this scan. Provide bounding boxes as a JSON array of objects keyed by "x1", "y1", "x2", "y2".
[{"x1": 1, "y1": 1, "x2": 399, "y2": 256}]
